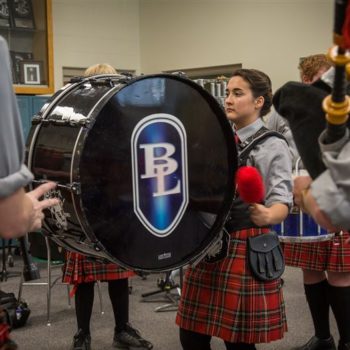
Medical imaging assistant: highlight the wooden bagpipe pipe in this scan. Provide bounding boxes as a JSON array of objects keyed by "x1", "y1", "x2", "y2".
[{"x1": 273, "y1": 0, "x2": 350, "y2": 179}]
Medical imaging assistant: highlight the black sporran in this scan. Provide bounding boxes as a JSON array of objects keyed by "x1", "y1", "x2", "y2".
[{"x1": 247, "y1": 231, "x2": 285, "y2": 281}]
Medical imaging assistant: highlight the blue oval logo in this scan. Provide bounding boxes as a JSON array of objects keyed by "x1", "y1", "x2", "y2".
[{"x1": 131, "y1": 114, "x2": 188, "y2": 237}]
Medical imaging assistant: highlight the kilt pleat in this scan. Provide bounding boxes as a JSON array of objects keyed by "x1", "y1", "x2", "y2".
[
  {"x1": 62, "y1": 252, "x2": 134, "y2": 285},
  {"x1": 176, "y1": 228, "x2": 287, "y2": 344},
  {"x1": 282, "y1": 232, "x2": 350, "y2": 272}
]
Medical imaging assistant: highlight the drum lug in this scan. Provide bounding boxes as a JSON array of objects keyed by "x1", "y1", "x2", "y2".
[
  {"x1": 70, "y1": 182, "x2": 81, "y2": 195},
  {"x1": 32, "y1": 114, "x2": 43, "y2": 125},
  {"x1": 78, "y1": 119, "x2": 91, "y2": 127},
  {"x1": 93, "y1": 242, "x2": 104, "y2": 252},
  {"x1": 88, "y1": 77, "x2": 115, "y2": 88},
  {"x1": 70, "y1": 76, "x2": 84, "y2": 84}
]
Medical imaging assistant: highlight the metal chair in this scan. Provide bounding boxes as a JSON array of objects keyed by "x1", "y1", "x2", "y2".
[{"x1": 18, "y1": 235, "x2": 104, "y2": 326}]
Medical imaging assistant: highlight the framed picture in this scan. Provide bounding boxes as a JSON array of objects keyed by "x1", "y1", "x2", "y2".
[
  {"x1": 0, "y1": 0, "x2": 11, "y2": 27},
  {"x1": 10, "y1": 51, "x2": 33, "y2": 83},
  {"x1": 9, "y1": 0, "x2": 35, "y2": 29},
  {"x1": 20, "y1": 60, "x2": 42, "y2": 85}
]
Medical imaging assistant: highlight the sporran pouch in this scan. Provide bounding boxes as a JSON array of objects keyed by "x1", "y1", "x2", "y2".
[{"x1": 247, "y1": 231, "x2": 285, "y2": 281}]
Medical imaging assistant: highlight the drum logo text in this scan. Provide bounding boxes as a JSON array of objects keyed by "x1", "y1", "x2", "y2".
[{"x1": 131, "y1": 114, "x2": 188, "y2": 237}]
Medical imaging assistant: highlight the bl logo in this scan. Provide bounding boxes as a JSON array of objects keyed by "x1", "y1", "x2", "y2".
[{"x1": 131, "y1": 114, "x2": 188, "y2": 237}]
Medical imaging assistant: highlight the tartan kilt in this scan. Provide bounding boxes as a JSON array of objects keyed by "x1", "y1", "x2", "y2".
[
  {"x1": 282, "y1": 231, "x2": 350, "y2": 272},
  {"x1": 62, "y1": 252, "x2": 134, "y2": 285},
  {"x1": 176, "y1": 227, "x2": 287, "y2": 344}
]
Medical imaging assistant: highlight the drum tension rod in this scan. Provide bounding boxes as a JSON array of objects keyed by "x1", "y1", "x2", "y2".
[
  {"x1": 32, "y1": 180, "x2": 81, "y2": 195},
  {"x1": 57, "y1": 182, "x2": 81, "y2": 195}
]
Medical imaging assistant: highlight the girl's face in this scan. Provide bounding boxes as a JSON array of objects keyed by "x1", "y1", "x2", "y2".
[{"x1": 225, "y1": 76, "x2": 263, "y2": 129}]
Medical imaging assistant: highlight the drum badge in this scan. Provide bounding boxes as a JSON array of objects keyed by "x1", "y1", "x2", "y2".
[{"x1": 131, "y1": 113, "x2": 188, "y2": 237}]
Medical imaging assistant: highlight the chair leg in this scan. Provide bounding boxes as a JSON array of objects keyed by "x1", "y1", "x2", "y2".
[
  {"x1": 18, "y1": 234, "x2": 71, "y2": 326},
  {"x1": 66, "y1": 284, "x2": 71, "y2": 307},
  {"x1": 45, "y1": 237, "x2": 52, "y2": 326},
  {"x1": 18, "y1": 275, "x2": 24, "y2": 300},
  {"x1": 96, "y1": 281, "x2": 104, "y2": 315}
]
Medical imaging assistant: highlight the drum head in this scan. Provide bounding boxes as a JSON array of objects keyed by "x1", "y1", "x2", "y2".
[{"x1": 78, "y1": 74, "x2": 237, "y2": 271}]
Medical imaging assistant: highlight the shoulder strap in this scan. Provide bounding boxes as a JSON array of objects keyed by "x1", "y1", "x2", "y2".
[{"x1": 239, "y1": 126, "x2": 287, "y2": 166}]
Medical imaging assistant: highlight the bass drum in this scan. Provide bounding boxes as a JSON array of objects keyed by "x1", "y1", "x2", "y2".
[{"x1": 26, "y1": 73, "x2": 237, "y2": 271}]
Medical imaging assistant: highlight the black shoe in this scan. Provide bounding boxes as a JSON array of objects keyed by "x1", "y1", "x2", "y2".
[
  {"x1": 295, "y1": 336, "x2": 336, "y2": 350},
  {"x1": 71, "y1": 329, "x2": 91, "y2": 350},
  {"x1": 338, "y1": 341, "x2": 350, "y2": 350},
  {"x1": 113, "y1": 323, "x2": 153, "y2": 349}
]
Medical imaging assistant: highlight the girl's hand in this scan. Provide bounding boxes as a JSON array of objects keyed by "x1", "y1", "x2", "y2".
[
  {"x1": 249, "y1": 203, "x2": 271, "y2": 227},
  {"x1": 249, "y1": 202, "x2": 289, "y2": 227}
]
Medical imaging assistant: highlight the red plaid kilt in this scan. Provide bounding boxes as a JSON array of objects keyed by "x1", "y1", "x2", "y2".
[
  {"x1": 282, "y1": 231, "x2": 350, "y2": 272},
  {"x1": 176, "y1": 228, "x2": 287, "y2": 344},
  {"x1": 62, "y1": 252, "x2": 134, "y2": 285}
]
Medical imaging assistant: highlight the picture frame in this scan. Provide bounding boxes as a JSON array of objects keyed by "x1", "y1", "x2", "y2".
[
  {"x1": 0, "y1": 0, "x2": 11, "y2": 28},
  {"x1": 9, "y1": 0, "x2": 35, "y2": 29},
  {"x1": 20, "y1": 60, "x2": 42, "y2": 85},
  {"x1": 10, "y1": 51, "x2": 33, "y2": 83}
]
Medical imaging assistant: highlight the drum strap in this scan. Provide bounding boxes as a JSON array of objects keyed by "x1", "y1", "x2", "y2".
[
  {"x1": 238, "y1": 126, "x2": 288, "y2": 166},
  {"x1": 211, "y1": 127, "x2": 288, "y2": 264},
  {"x1": 225, "y1": 126, "x2": 288, "y2": 231}
]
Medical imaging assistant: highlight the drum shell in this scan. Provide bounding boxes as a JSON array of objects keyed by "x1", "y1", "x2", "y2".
[{"x1": 26, "y1": 74, "x2": 237, "y2": 271}]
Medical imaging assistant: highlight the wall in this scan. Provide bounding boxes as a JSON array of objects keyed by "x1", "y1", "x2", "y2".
[
  {"x1": 52, "y1": 0, "x2": 140, "y2": 89},
  {"x1": 139, "y1": 0, "x2": 333, "y2": 91},
  {"x1": 51, "y1": 0, "x2": 333, "y2": 92}
]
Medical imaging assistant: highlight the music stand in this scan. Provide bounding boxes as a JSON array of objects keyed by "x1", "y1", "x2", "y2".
[{"x1": 141, "y1": 268, "x2": 183, "y2": 312}]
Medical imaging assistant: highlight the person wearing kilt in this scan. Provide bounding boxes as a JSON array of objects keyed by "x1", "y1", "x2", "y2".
[
  {"x1": 63, "y1": 63, "x2": 153, "y2": 350},
  {"x1": 271, "y1": 54, "x2": 350, "y2": 350},
  {"x1": 288, "y1": 98, "x2": 350, "y2": 349},
  {"x1": 63, "y1": 252, "x2": 153, "y2": 350},
  {"x1": 176, "y1": 69, "x2": 293, "y2": 350}
]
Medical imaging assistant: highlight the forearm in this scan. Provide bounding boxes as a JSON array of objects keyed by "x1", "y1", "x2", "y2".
[
  {"x1": 305, "y1": 130, "x2": 350, "y2": 229},
  {"x1": 267, "y1": 203, "x2": 289, "y2": 225},
  {"x1": 302, "y1": 187, "x2": 339, "y2": 231},
  {"x1": 250, "y1": 202, "x2": 289, "y2": 227}
]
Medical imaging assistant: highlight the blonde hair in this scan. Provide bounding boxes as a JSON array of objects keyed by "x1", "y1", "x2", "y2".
[
  {"x1": 298, "y1": 54, "x2": 331, "y2": 82},
  {"x1": 84, "y1": 63, "x2": 117, "y2": 77}
]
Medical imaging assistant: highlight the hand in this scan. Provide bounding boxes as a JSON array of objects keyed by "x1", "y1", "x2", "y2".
[
  {"x1": 249, "y1": 203, "x2": 271, "y2": 227},
  {"x1": 293, "y1": 175, "x2": 312, "y2": 208},
  {"x1": 25, "y1": 182, "x2": 60, "y2": 232},
  {"x1": 294, "y1": 180, "x2": 339, "y2": 232}
]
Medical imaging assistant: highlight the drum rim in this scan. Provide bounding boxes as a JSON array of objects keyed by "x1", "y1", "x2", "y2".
[
  {"x1": 100, "y1": 74, "x2": 237, "y2": 270},
  {"x1": 278, "y1": 233, "x2": 335, "y2": 243},
  {"x1": 28, "y1": 73, "x2": 238, "y2": 271}
]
